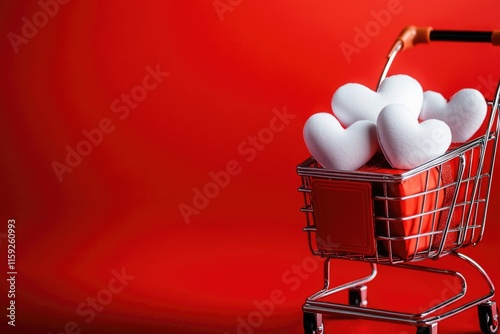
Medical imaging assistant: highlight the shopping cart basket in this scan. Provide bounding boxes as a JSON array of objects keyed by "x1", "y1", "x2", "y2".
[{"x1": 297, "y1": 26, "x2": 500, "y2": 334}]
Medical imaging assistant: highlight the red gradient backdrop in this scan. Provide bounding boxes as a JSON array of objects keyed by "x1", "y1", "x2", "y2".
[{"x1": 1, "y1": 1, "x2": 500, "y2": 333}]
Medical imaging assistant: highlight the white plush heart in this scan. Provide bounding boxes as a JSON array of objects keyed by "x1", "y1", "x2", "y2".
[
  {"x1": 303, "y1": 113, "x2": 379, "y2": 171},
  {"x1": 420, "y1": 88, "x2": 487, "y2": 143},
  {"x1": 331, "y1": 74, "x2": 423, "y2": 126},
  {"x1": 377, "y1": 104, "x2": 452, "y2": 169}
]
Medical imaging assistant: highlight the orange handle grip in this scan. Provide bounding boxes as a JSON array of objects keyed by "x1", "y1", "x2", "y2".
[
  {"x1": 397, "y1": 26, "x2": 432, "y2": 50},
  {"x1": 493, "y1": 31, "x2": 500, "y2": 45}
]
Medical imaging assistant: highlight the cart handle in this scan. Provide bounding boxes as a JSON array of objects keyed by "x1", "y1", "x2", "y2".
[
  {"x1": 378, "y1": 25, "x2": 500, "y2": 88},
  {"x1": 397, "y1": 25, "x2": 500, "y2": 51}
]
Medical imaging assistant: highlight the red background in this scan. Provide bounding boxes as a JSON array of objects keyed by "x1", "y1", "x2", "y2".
[{"x1": 1, "y1": 1, "x2": 500, "y2": 333}]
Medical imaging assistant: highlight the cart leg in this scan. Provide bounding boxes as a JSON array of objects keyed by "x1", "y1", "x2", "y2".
[
  {"x1": 416, "y1": 322, "x2": 438, "y2": 334},
  {"x1": 478, "y1": 301, "x2": 499, "y2": 334},
  {"x1": 303, "y1": 312, "x2": 323, "y2": 334},
  {"x1": 348, "y1": 285, "x2": 368, "y2": 307}
]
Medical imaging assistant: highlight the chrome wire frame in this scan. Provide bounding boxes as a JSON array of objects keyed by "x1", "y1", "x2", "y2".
[
  {"x1": 298, "y1": 132, "x2": 497, "y2": 264},
  {"x1": 298, "y1": 38, "x2": 500, "y2": 331},
  {"x1": 302, "y1": 252, "x2": 495, "y2": 328}
]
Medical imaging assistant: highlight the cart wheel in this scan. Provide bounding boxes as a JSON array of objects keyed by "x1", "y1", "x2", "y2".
[
  {"x1": 348, "y1": 285, "x2": 368, "y2": 307},
  {"x1": 303, "y1": 312, "x2": 323, "y2": 334},
  {"x1": 416, "y1": 323, "x2": 438, "y2": 334},
  {"x1": 478, "y1": 301, "x2": 499, "y2": 334}
]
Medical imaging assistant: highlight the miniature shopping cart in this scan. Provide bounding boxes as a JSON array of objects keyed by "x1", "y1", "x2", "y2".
[{"x1": 297, "y1": 26, "x2": 500, "y2": 334}]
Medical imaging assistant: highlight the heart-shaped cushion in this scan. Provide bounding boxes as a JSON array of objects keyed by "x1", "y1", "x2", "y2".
[
  {"x1": 419, "y1": 88, "x2": 487, "y2": 143},
  {"x1": 377, "y1": 104, "x2": 452, "y2": 169},
  {"x1": 303, "y1": 113, "x2": 379, "y2": 171},
  {"x1": 331, "y1": 74, "x2": 423, "y2": 126}
]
